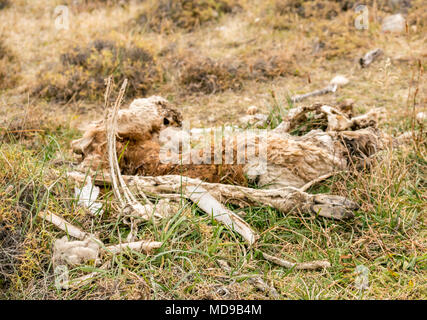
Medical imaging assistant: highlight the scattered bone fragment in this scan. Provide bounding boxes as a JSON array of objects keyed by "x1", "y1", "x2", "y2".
[
  {"x1": 56, "y1": 262, "x2": 110, "y2": 290},
  {"x1": 416, "y1": 112, "x2": 427, "y2": 123},
  {"x1": 74, "y1": 176, "x2": 103, "y2": 215},
  {"x1": 239, "y1": 113, "x2": 268, "y2": 128},
  {"x1": 329, "y1": 75, "x2": 349, "y2": 86},
  {"x1": 39, "y1": 209, "x2": 162, "y2": 266},
  {"x1": 291, "y1": 75, "x2": 349, "y2": 103},
  {"x1": 62, "y1": 271, "x2": 98, "y2": 290},
  {"x1": 246, "y1": 105, "x2": 258, "y2": 115},
  {"x1": 291, "y1": 85, "x2": 336, "y2": 103},
  {"x1": 38, "y1": 211, "x2": 91, "y2": 240},
  {"x1": 382, "y1": 14, "x2": 406, "y2": 33},
  {"x1": 359, "y1": 49, "x2": 383, "y2": 68},
  {"x1": 106, "y1": 240, "x2": 163, "y2": 254},
  {"x1": 247, "y1": 276, "x2": 280, "y2": 298},
  {"x1": 273, "y1": 103, "x2": 384, "y2": 134},
  {"x1": 262, "y1": 252, "x2": 331, "y2": 270}
]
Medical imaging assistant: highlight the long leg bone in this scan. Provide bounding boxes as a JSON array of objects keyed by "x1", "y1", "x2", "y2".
[
  {"x1": 186, "y1": 185, "x2": 259, "y2": 245},
  {"x1": 68, "y1": 172, "x2": 358, "y2": 220},
  {"x1": 106, "y1": 240, "x2": 163, "y2": 254}
]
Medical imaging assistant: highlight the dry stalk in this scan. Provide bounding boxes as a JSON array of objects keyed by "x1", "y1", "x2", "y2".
[
  {"x1": 38, "y1": 211, "x2": 92, "y2": 241},
  {"x1": 104, "y1": 78, "x2": 164, "y2": 241}
]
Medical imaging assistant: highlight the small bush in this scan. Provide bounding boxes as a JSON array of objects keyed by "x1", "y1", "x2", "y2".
[
  {"x1": 407, "y1": 0, "x2": 427, "y2": 28},
  {"x1": 274, "y1": 0, "x2": 342, "y2": 20},
  {"x1": 34, "y1": 40, "x2": 163, "y2": 102},
  {"x1": 273, "y1": 0, "x2": 408, "y2": 19},
  {"x1": 66, "y1": 0, "x2": 135, "y2": 12},
  {"x1": 244, "y1": 49, "x2": 302, "y2": 80},
  {"x1": 0, "y1": 40, "x2": 20, "y2": 90},
  {"x1": 136, "y1": 0, "x2": 241, "y2": 33},
  {"x1": 177, "y1": 47, "x2": 302, "y2": 94},
  {"x1": 179, "y1": 54, "x2": 243, "y2": 94},
  {"x1": 0, "y1": 0, "x2": 9, "y2": 10}
]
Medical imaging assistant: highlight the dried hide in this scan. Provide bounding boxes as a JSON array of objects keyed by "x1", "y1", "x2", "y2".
[
  {"x1": 72, "y1": 97, "x2": 388, "y2": 190},
  {"x1": 71, "y1": 96, "x2": 182, "y2": 170}
]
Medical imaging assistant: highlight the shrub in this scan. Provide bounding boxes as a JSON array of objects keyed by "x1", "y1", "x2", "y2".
[
  {"x1": 136, "y1": 0, "x2": 241, "y2": 33},
  {"x1": 34, "y1": 40, "x2": 163, "y2": 102},
  {"x1": 0, "y1": 40, "x2": 20, "y2": 90},
  {"x1": 66, "y1": 0, "x2": 136, "y2": 12},
  {"x1": 177, "y1": 47, "x2": 302, "y2": 94},
  {"x1": 244, "y1": 49, "x2": 302, "y2": 80},
  {"x1": 178, "y1": 53, "x2": 243, "y2": 94},
  {"x1": 0, "y1": 0, "x2": 9, "y2": 10}
]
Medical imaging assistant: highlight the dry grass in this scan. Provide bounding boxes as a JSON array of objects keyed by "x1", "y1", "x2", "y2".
[{"x1": 0, "y1": 0, "x2": 426, "y2": 300}]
